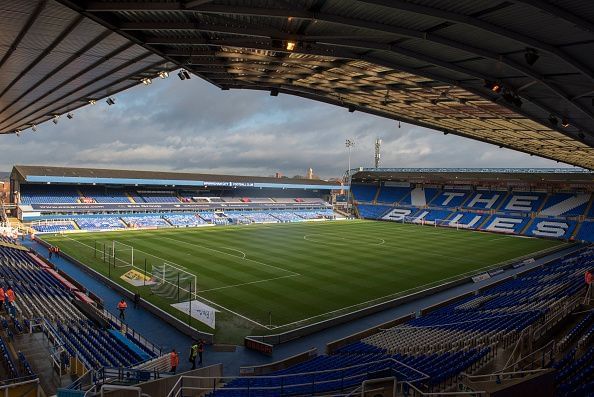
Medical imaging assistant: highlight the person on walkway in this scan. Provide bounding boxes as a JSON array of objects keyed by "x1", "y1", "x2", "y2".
[
  {"x1": 48, "y1": 247, "x2": 53, "y2": 259},
  {"x1": 0, "y1": 286, "x2": 5, "y2": 313},
  {"x1": 117, "y1": 298, "x2": 127, "y2": 321},
  {"x1": 6, "y1": 286, "x2": 15, "y2": 317},
  {"x1": 133, "y1": 292, "x2": 140, "y2": 309},
  {"x1": 189, "y1": 341, "x2": 198, "y2": 370},
  {"x1": 170, "y1": 349, "x2": 179, "y2": 374},
  {"x1": 197, "y1": 339, "x2": 204, "y2": 366}
]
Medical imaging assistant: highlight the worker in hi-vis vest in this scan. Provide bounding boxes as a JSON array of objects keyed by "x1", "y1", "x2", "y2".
[{"x1": 117, "y1": 299, "x2": 127, "y2": 321}]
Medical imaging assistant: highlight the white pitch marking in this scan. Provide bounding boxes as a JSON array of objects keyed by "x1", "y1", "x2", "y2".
[
  {"x1": 199, "y1": 274, "x2": 299, "y2": 293},
  {"x1": 217, "y1": 247, "x2": 246, "y2": 259},
  {"x1": 159, "y1": 235, "x2": 300, "y2": 276}
]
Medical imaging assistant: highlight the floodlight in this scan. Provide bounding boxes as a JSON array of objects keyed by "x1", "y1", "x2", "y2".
[
  {"x1": 270, "y1": 89, "x2": 279, "y2": 96},
  {"x1": 52, "y1": 115, "x2": 60, "y2": 124},
  {"x1": 89, "y1": 99, "x2": 97, "y2": 105},
  {"x1": 348, "y1": 105, "x2": 355, "y2": 113},
  {"x1": 484, "y1": 80, "x2": 502, "y2": 93},
  {"x1": 561, "y1": 118, "x2": 570, "y2": 128},
  {"x1": 31, "y1": 124, "x2": 37, "y2": 132},
  {"x1": 158, "y1": 71, "x2": 169, "y2": 79},
  {"x1": 286, "y1": 40, "x2": 297, "y2": 51},
  {"x1": 141, "y1": 77, "x2": 152, "y2": 85},
  {"x1": 177, "y1": 69, "x2": 191, "y2": 80},
  {"x1": 106, "y1": 97, "x2": 116, "y2": 106},
  {"x1": 66, "y1": 113, "x2": 73, "y2": 119}
]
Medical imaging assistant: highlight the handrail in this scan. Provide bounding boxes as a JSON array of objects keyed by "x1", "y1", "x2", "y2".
[
  {"x1": 461, "y1": 368, "x2": 549, "y2": 384},
  {"x1": 166, "y1": 357, "x2": 430, "y2": 397}
]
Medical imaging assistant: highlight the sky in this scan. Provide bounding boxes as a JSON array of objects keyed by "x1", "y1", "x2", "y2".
[{"x1": 0, "y1": 73, "x2": 573, "y2": 179}]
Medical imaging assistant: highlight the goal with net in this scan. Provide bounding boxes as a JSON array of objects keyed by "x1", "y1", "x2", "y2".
[{"x1": 150, "y1": 262, "x2": 198, "y2": 302}]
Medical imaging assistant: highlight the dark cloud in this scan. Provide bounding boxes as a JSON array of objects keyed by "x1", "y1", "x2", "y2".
[{"x1": 0, "y1": 75, "x2": 573, "y2": 178}]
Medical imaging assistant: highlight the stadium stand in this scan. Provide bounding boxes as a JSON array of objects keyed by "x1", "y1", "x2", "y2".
[
  {"x1": 122, "y1": 216, "x2": 170, "y2": 228},
  {"x1": 137, "y1": 192, "x2": 180, "y2": 203},
  {"x1": 80, "y1": 187, "x2": 132, "y2": 204},
  {"x1": 0, "y1": 242, "x2": 159, "y2": 377},
  {"x1": 75, "y1": 217, "x2": 125, "y2": 231},
  {"x1": 376, "y1": 186, "x2": 410, "y2": 204},
  {"x1": 350, "y1": 184, "x2": 377, "y2": 202},
  {"x1": 20, "y1": 186, "x2": 80, "y2": 204},
  {"x1": 164, "y1": 214, "x2": 207, "y2": 227}
]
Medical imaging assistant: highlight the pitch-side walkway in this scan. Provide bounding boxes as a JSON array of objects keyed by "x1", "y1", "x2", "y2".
[{"x1": 23, "y1": 238, "x2": 581, "y2": 376}]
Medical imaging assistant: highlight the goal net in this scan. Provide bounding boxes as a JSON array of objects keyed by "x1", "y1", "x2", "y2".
[
  {"x1": 109, "y1": 241, "x2": 135, "y2": 268},
  {"x1": 150, "y1": 263, "x2": 198, "y2": 302}
]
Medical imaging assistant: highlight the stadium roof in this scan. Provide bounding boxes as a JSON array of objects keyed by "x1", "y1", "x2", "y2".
[
  {"x1": 352, "y1": 167, "x2": 594, "y2": 184},
  {"x1": 11, "y1": 164, "x2": 341, "y2": 187},
  {"x1": 1, "y1": 1, "x2": 594, "y2": 169}
]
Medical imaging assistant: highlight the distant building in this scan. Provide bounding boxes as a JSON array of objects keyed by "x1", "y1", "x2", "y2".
[{"x1": 307, "y1": 168, "x2": 314, "y2": 179}]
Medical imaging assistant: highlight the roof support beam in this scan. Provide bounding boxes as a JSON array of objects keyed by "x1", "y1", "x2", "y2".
[
  {"x1": 510, "y1": 0, "x2": 594, "y2": 34},
  {"x1": 356, "y1": 0, "x2": 594, "y2": 84}
]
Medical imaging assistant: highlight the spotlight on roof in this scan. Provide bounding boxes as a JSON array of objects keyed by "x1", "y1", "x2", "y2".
[
  {"x1": 348, "y1": 105, "x2": 355, "y2": 113},
  {"x1": 484, "y1": 80, "x2": 502, "y2": 93},
  {"x1": 15, "y1": 130, "x2": 20, "y2": 137},
  {"x1": 270, "y1": 89, "x2": 279, "y2": 97},
  {"x1": 66, "y1": 112, "x2": 73, "y2": 119},
  {"x1": 548, "y1": 114, "x2": 558, "y2": 126},
  {"x1": 524, "y1": 48, "x2": 539, "y2": 66},
  {"x1": 177, "y1": 69, "x2": 191, "y2": 80},
  {"x1": 561, "y1": 118, "x2": 570, "y2": 128},
  {"x1": 158, "y1": 71, "x2": 169, "y2": 79},
  {"x1": 286, "y1": 40, "x2": 297, "y2": 51},
  {"x1": 106, "y1": 97, "x2": 116, "y2": 106},
  {"x1": 52, "y1": 115, "x2": 60, "y2": 125},
  {"x1": 88, "y1": 99, "x2": 97, "y2": 105},
  {"x1": 141, "y1": 77, "x2": 152, "y2": 85},
  {"x1": 31, "y1": 124, "x2": 37, "y2": 132}
]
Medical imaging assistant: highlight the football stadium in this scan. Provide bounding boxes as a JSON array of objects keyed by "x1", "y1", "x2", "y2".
[{"x1": 1, "y1": 1, "x2": 594, "y2": 397}]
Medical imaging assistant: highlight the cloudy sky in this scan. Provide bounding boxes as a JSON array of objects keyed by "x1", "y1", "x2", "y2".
[{"x1": 0, "y1": 73, "x2": 572, "y2": 179}]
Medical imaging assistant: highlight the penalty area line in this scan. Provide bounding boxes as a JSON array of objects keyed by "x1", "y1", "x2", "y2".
[
  {"x1": 160, "y1": 235, "x2": 300, "y2": 277},
  {"x1": 199, "y1": 274, "x2": 299, "y2": 293}
]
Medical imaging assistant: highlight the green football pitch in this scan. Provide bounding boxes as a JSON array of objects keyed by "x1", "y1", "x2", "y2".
[{"x1": 42, "y1": 220, "x2": 564, "y2": 343}]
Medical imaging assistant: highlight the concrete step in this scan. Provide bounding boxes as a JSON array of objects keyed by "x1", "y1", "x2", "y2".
[{"x1": 12, "y1": 332, "x2": 76, "y2": 395}]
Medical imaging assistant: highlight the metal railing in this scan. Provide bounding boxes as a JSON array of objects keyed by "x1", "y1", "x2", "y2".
[
  {"x1": 102, "y1": 309, "x2": 162, "y2": 357},
  {"x1": 0, "y1": 377, "x2": 41, "y2": 397},
  {"x1": 166, "y1": 357, "x2": 429, "y2": 397}
]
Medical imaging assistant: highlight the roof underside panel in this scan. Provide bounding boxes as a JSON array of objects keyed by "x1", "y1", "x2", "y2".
[
  {"x1": 0, "y1": 0, "x2": 169, "y2": 134},
  {"x1": 0, "y1": 0, "x2": 593, "y2": 170}
]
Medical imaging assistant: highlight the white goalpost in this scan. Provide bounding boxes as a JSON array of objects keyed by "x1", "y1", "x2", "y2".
[
  {"x1": 109, "y1": 240, "x2": 135, "y2": 268},
  {"x1": 150, "y1": 262, "x2": 198, "y2": 301}
]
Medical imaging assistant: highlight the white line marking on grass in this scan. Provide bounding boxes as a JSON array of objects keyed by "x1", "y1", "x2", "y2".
[
  {"x1": 199, "y1": 274, "x2": 299, "y2": 293},
  {"x1": 53, "y1": 234, "x2": 272, "y2": 329},
  {"x1": 159, "y1": 235, "x2": 300, "y2": 277},
  {"x1": 217, "y1": 247, "x2": 246, "y2": 259}
]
